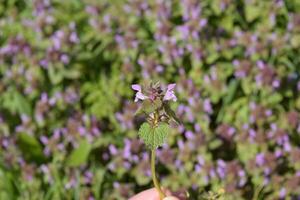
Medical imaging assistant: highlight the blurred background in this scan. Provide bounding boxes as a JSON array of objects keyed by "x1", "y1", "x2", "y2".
[{"x1": 1, "y1": 0, "x2": 300, "y2": 199}]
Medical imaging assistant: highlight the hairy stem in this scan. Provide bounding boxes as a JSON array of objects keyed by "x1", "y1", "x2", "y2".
[{"x1": 151, "y1": 149, "x2": 165, "y2": 199}]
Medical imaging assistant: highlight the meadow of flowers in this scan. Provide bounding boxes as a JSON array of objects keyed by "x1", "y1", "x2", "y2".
[{"x1": 1, "y1": 0, "x2": 300, "y2": 199}]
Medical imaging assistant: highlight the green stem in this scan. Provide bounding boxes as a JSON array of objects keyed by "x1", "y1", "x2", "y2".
[{"x1": 151, "y1": 149, "x2": 165, "y2": 200}]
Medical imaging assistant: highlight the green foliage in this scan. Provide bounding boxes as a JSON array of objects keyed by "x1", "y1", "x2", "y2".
[
  {"x1": 66, "y1": 139, "x2": 92, "y2": 167},
  {"x1": 138, "y1": 122, "x2": 170, "y2": 149},
  {"x1": 0, "y1": 0, "x2": 300, "y2": 199},
  {"x1": 163, "y1": 103, "x2": 180, "y2": 124},
  {"x1": 237, "y1": 143, "x2": 258, "y2": 164},
  {"x1": 0, "y1": 88, "x2": 32, "y2": 115},
  {"x1": 135, "y1": 99, "x2": 162, "y2": 115},
  {"x1": 16, "y1": 133, "x2": 44, "y2": 163}
]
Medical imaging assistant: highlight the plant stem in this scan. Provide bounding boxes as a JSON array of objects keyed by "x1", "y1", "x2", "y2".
[{"x1": 151, "y1": 149, "x2": 165, "y2": 200}]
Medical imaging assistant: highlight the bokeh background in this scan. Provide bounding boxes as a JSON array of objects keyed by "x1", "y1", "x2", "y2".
[{"x1": 1, "y1": 0, "x2": 300, "y2": 199}]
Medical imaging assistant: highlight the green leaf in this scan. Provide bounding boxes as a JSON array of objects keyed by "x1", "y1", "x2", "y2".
[
  {"x1": 138, "y1": 122, "x2": 170, "y2": 149},
  {"x1": 135, "y1": 99, "x2": 162, "y2": 116},
  {"x1": 66, "y1": 139, "x2": 92, "y2": 167},
  {"x1": 221, "y1": 15, "x2": 233, "y2": 31},
  {"x1": 211, "y1": 0, "x2": 222, "y2": 15},
  {"x1": 134, "y1": 100, "x2": 153, "y2": 115},
  {"x1": 209, "y1": 139, "x2": 222, "y2": 150},
  {"x1": 14, "y1": 92, "x2": 32, "y2": 115},
  {"x1": 245, "y1": 4, "x2": 260, "y2": 22},
  {"x1": 92, "y1": 135, "x2": 114, "y2": 149},
  {"x1": 223, "y1": 80, "x2": 238, "y2": 105},
  {"x1": 291, "y1": 34, "x2": 300, "y2": 48},
  {"x1": 135, "y1": 170, "x2": 151, "y2": 185},
  {"x1": 17, "y1": 133, "x2": 44, "y2": 163},
  {"x1": 237, "y1": 143, "x2": 258, "y2": 164},
  {"x1": 163, "y1": 103, "x2": 180, "y2": 124},
  {"x1": 1, "y1": 89, "x2": 32, "y2": 115},
  {"x1": 206, "y1": 52, "x2": 219, "y2": 64},
  {"x1": 48, "y1": 65, "x2": 64, "y2": 84},
  {"x1": 265, "y1": 93, "x2": 283, "y2": 106},
  {"x1": 92, "y1": 169, "x2": 106, "y2": 200}
]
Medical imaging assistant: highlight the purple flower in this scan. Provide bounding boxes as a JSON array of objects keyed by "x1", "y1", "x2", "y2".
[
  {"x1": 272, "y1": 79, "x2": 280, "y2": 88},
  {"x1": 195, "y1": 164, "x2": 202, "y2": 173},
  {"x1": 84, "y1": 171, "x2": 93, "y2": 184},
  {"x1": 256, "y1": 153, "x2": 265, "y2": 166},
  {"x1": 164, "y1": 83, "x2": 177, "y2": 101},
  {"x1": 69, "y1": 32, "x2": 79, "y2": 43},
  {"x1": 177, "y1": 139, "x2": 185, "y2": 150},
  {"x1": 40, "y1": 136, "x2": 48, "y2": 144},
  {"x1": 203, "y1": 98, "x2": 213, "y2": 114},
  {"x1": 184, "y1": 130, "x2": 194, "y2": 140},
  {"x1": 275, "y1": 149, "x2": 282, "y2": 158},
  {"x1": 131, "y1": 84, "x2": 148, "y2": 102},
  {"x1": 60, "y1": 54, "x2": 70, "y2": 64},
  {"x1": 197, "y1": 156, "x2": 205, "y2": 166},
  {"x1": 109, "y1": 144, "x2": 118, "y2": 155},
  {"x1": 283, "y1": 142, "x2": 291, "y2": 152},
  {"x1": 279, "y1": 187, "x2": 286, "y2": 199},
  {"x1": 249, "y1": 129, "x2": 256, "y2": 139},
  {"x1": 216, "y1": 159, "x2": 226, "y2": 179},
  {"x1": 65, "y1": 177, "x2": 77, "y2": 189}
]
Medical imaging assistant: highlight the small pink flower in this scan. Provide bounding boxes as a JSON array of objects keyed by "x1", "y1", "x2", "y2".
[
  {"x1": 131, "y1": 84, "x2": 148, "y2": 102},
  {"x1": 163, "y1": 83, "x2": 177, "y2": 102}
]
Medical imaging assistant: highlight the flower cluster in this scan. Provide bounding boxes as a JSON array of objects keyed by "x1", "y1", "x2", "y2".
[{"x1": 132, "y1": 83, "x2": 177, "y2": 102}]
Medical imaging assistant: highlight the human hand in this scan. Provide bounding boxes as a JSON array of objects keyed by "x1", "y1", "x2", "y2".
[{"x1": 129, "y1": 188, "x2": 180, "y2": 200}]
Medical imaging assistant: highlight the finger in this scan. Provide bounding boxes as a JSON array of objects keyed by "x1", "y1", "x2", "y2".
[
  {"x1": 129, "y1": 188, "x2": 160, "y2": 200},
  {"x1": 163, "y1": 196, "x2": 180, "y2": 200},
  {"x1": 162, "y1": 187, "x2": 172, "y2": 196}
]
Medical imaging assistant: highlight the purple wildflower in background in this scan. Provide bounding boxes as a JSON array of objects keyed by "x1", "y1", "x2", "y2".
[
  {"x1": 279, "y1": 187, "x2": 286, "y2": 199},
  {"x1": 275, "y1": 149, "x2": 283, "y2": 158},
  {"x1": 203, "y1": 98, "x2": 213, "y2": 114},
  {"x1": 216, "y1": 159, "x2": 226, "y2": 179},
  {"x1": 256, "y1": 153, "x2": 265, "y2": 166},
  {"x1": 238, "y1": 170, "x2": 247, "y2": 187},
  {"x1": 109, "y1": 144, "x2": 118, "y2": 156}
]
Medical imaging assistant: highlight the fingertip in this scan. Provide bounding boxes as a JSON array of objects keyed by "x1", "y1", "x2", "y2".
[
  {"x1": 163, "y1": 196, "x2": 180, "y2": 200},
  {"x1": 129, "y1": 188, "x2": 160, "y2": 200}
]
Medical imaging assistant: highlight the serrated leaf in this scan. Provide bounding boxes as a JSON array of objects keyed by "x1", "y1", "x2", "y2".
[
  {"x1": 66, "y1": 139, "x2": 92, "y2": 167},
  {"x1": 138, "y1": 122, "x2": 170, "y2": 149},
  {"x1": 163, "y1": 103, "x2": 180, "y2": 124}
]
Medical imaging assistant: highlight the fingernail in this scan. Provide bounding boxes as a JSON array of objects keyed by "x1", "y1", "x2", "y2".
[{"x1": 163, "y1": 196, "x2": 179, "y2": 200}]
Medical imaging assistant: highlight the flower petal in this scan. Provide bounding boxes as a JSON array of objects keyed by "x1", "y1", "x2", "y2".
[
  {"x1": 164, "y1": 91, "x2": 177, "y2": 102},
  {"x1": 136, "y1": 92, "x2": 148, "y2": 101},
  {"x1": 131, "y1": 84, "x2": 141, "y2": 91},
  {"x1": 167, "y1": 83, "x2": 176, "y2": 91}
]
